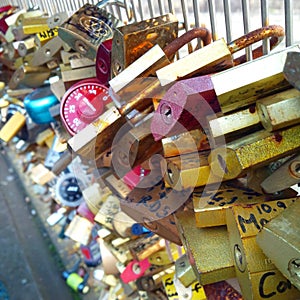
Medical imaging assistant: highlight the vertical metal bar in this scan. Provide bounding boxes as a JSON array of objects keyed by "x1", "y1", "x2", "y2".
[
  {"x1": 130, "y1": 0, "x2": 138, "y2": 22},
  {"x1": 193, "y1": 0, "x2": 203, "y2": 48},
  {"x1": 157, "y1": 0, "x2": 163, "y2": 15},
  {"x1": 138, "y1": 0, "x2": 144, "y2": 20},
  {"x1": 223, "y1": 0, "x2": 232, "y2": 42},
  {"x1": 285, "y1": 0, "x2": 293, "y2": 46},
  {"x1": 180, "y1": 0, "x2": 189, "y2": 32},
  {"x1": 261, "y1": 0, "x2": 270, "y2": 55},
  {"x1": 241, "y1": 0, "x2": 253, "y2": 61},
  {"x1": 208, "y1": 0, "x2": 217, "y2": 41},
  {"x1": 147, "y1": 0, "x2": 154, "y2": 18},
  {"x1": 167, "y1": 0, "x2": 174, "y2": 14}
]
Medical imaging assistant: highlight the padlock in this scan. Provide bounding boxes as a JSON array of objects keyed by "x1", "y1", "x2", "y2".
[
  {"x1": 110, "y1": 13, "x2": 179, "y2": 78},
  {"x1": 8, "y1": 65, "x2": 51, "y2": 89},
  {"x1": 109, "y1": 27, "x2": 212, "y2": 109},
  {"x1": 256, "y1": 199, "x2": 300, "y2": 291},
  {"x1": 94, "y1": 194, "x2": 120, "y2": 231},
  {"x1": 31, "y1": 36, "x2": 63, "y2": 66},
  {"x1": 23, "y1": 86, "x2": 59, "y2": 124},
  {"x1": 162, "y1": 129, "x2": 210, "y2": 158},
  {"x1": 17, "y1": 36, "x2": 36, "y2": 57},
  {"x1": 260, "y1": 153, "x2": 300, "y2": 193},
  {"x1": 60, "y1": 78, "x2": 112, "y2": 136},
  {"x1": 69, "y1": 28, "x2": 214, "y2": 161},
  {"x1": 175, "y1": 254, "x2": 197, "y2": 287},
  {"x1": 69, "y1": 56, "x2": 95, "y2": 69},
  {"x1": 175, "y1": 208, "x2": 236, "y2": 285},
  {"x1": 111, "y1": 114, "x2": 163, "y2": 179},
  {"x1": 64, "y1": 214, "x2": 93, "y2": 246},
  {"x1": 34, "y1": 27, "x2": 58, "y2": 47},
  {"x1": 21, "y1": 16, "x2": 50, "y2": 35},
  {"x1": 226, "y1": 199, "x2": 300, "y2": 300},
  {"x1": 15, "y1": 10, "x2": 45, "y2": 27},
  {"x1": 152, "y1": 44, "x2": 300, "y2": 141},
  {"x1": 96, "y1": 39, "x2": 112, "y2": 86},
  {"x1": 162, "y1": 150, "x2": 222, "y2": 191},
  {"x1": 0, "y1": 110, "x2": 26, "y2": 142},
  {"x1": 193, "y1": 182, "x2": 279, "y2": 228},
  {"x1": 58, "y1": 3, "x2": 122, "y2": 61},
  {"x1": 30, "y1": 163, "x2": 56, "y2": 185},
  {"x1": 283, "y1": 51, "x2": 300, "y2": 90},
  {"x1": 256, "y1": 88, "x2": 300, "y2": 132},
  {"x1": 209, "y1": 123, "x2": 300, "y2": 181},
  {"x1": 156, "y1": 25, "x2": 284, "y2": 86},
  {"x1": 47, "y1": 12, "x2": 68, "y2": 29},
  {"x1": 207, "y1": 105, "x2": 261, "y2": 143},
  {"x1": 60, "y1": 63, "x2": 97, "y2": 83}
]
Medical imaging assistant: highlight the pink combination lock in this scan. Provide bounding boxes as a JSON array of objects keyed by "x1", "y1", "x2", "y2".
[
  {"x1": 120, "y1": 258, "x2": 151, "y2": 283},
  {"x1": 60, "y1": 78, "x2": 112, "y2": 135}
]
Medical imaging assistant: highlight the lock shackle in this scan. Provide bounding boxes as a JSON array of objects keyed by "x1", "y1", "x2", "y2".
[
  {"x1": 163, "y1": 27, "x2": 212, "y2": 59},
  {"x1": 228, "y1": 25, "x2": 284, "y2": 64}
]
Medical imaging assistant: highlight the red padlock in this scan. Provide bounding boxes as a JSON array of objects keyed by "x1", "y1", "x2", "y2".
[{"x1": 96, "y1": 39, "x2": 112, "y2": 86}]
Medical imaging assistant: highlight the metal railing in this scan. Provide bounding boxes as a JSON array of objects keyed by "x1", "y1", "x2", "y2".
[{"x1": 0, "y1": 0, "x2": 297, "y2": 55}]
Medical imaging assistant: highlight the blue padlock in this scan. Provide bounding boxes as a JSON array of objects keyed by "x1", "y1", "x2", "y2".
[{"x1": 24, "y1": 86, "x2": 59, "y2": 124}]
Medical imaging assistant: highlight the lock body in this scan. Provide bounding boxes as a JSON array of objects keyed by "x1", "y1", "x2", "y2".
[
  {"x1": 226, "y1": 199, "x2": 300, "y2": 300},
  {"x1": 175, "y1": 209, "x2": 236, "y2": 285},
  {"x1": 257, "y1": 200, "x2": 300, "y2": 291}
]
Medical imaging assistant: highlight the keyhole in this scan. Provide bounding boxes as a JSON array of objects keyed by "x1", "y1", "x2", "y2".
[
  {"x1": 160, "y1": 103, "x2": 173, "y2": 124},
  {"x1": 218, "y1": 154, "x2": 228, "y2": 174},
  {"x1": 289, "y1": 161, "x2": 300, "y2": 178},
  {"x1": 234, "y1": 244, "x2": 246, "y2": 272},
  {"x1": 289, "y1": 258, "x2": 300, "y2": 283}
]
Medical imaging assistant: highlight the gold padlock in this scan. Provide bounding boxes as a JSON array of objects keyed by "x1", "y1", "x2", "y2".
[
  {"x1": 162, "y1": 151, "x2": 221, "y2": 191},
  {"x1": 256, "y1": 88, "x2": 300, "y2": 132},
  {"x1": 193, "y1": 183, "x2": 275, "y2": 228},
  {"x1": 111, "y1": 13, "x2": 178, "y2": 78},
  {"x1": 207, "y1": 105, "x2": 261, "y2": 143},
  {"x1": 8, "y1": 65, "x2": 51, "y2": 89},
  {"x1": 226, "y1": 199, "x2": 300, "y2": 300},
  {"x1": 21, "y1": 16, "x2": 50, "y2": 35},
  {"x1": 162, "y1": 129, "x2": 210, "y2": 158},
  {"x1": 175, "y1": 254, "x2": 197, "y2": 287},
  {"x1": 0, "y1": 111, "x2": 26, "y2": 142},
  {"x1": 256, "y1": 199, "x2": 300, "y2": 292},
  {"x1": 60, "y1": 64, "x2": 97, "y2": 83},
  {"x1": 175, "y1": 208, "x2": 236, "y2": 285},
  {"x1": 209, "y1": 124, "x2": 300, "y2": 181},
  {"x1": 157, "y1": 25, "x2": 284, "y2": 86},
  {"x1": 17, "y1": 36, "x2": 36, "y2": 57}
]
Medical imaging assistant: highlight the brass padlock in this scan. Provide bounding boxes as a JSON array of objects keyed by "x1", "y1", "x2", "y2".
[
  {"x1": 111, "y1": 13, "x2": 179, "y2": 78},
  {"x1": 209, "y1": 124, "x2": 300, "y2": 181},
  {"x1": 162, "y1": 129, "x2": 210, "y2": 158},
  {"x1": 68, "y1": 28, "x2": 214, "y2": 161},
  {"x1": 175, "y1": 208, "x2": 236, "y2": 285},
  {"x1": 226, "y1": 199, "x2": 300, "y2": 300},
  {"x1": 162, "y1": 150, "x2": 221, "y2": 191},
  {"x1": 17, "y1": 36, "x2": 36, "y2": 57},
  {"x1": 208, "y1": 105, "x2": 261, "y2": 144},
  {"x1": 256, "y1": 199, "x2": 300, "y2": 292},
  {"x1": 21, "y1": 16, "x2": 50, "y2": 35},
  {"x1": 152, "y1": 44, "x2": 300, "y2": 141},
  {"x1": 261, "y1": 153, "x2": 300, "y2": 193},
  {"x1": 0, "y1": 111, "x2": 26, "y2": 142},
  {"x1": 58, "y1": 3, "x2": 122, "y2": 61},
  {"x1": 175, "y1": 254, "x2": 197, "y2": 287},
  {"x1": 193, "y1": 183, "x2": 274, "y2": 228},
  {"x1": 256, "y1": 88, "x2": 300, "y2": 132},
  {"x1": 157, "y1": 25, "x2": 284, "y2": 86},
  {"x1": 111, "y1": 115, "x2": 163, "y2": 179},
  {"x1": 8, "y1": 65, "x2": 51, "y2": 89}
]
